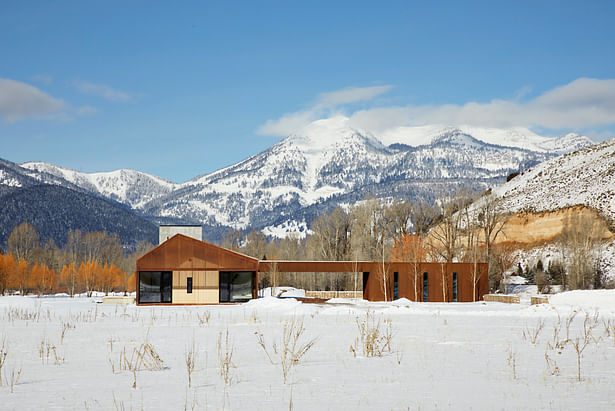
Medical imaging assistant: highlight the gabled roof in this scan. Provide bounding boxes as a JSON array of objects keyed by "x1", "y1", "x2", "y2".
[{"x1": 137, "y1": 234, "x2": 259, "y2": 271}]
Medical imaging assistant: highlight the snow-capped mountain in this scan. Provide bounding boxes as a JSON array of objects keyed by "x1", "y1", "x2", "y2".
[
  {"x1": 0, "y1": 157, "x2": 88, "y2": 195},
  {"x1": 20, "y1": 162, "x2": 178, "y2": 209},
  {"x1": 141, "y1": 117, "x2": 593, "y2": 237},
  {"x1": 0, "y1": 158, "x2": 157, "y2": 248},
  {"x1": 5, "y1": 116, "x2": 596, "y2": 240},
  {"x1": 380, "y1": 124, "x2": 592, "y2": 154},
  {"x1": 489, "y1": 138, "x2": 615, "y2": 224}
]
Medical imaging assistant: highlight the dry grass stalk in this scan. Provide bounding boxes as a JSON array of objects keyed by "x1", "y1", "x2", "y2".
[
  {"x1": 350, "y1": 311, "x2": 393, "y2": 358},
  {"x1": 544, "y1": 352, "x2": 560, "y2": 376},
  {"x1": 60, "y1": 321, "x2": 75, "y2": 344},
  {"x1": 256, "y1": 317, "x2": 317, "y2": 384},
  {"x1": 5, "y1": 306, "x2": 51, "y2": 323},
  {"x1": 39, "y1": 337, "x2": 54, "y2": 365},
  {"x1": 565, "y1": 310, "x2": 579, "y2": 341},
  {"x1": 7, "y1": 366, "x2": 22, "y2": 393},
  {"x1": 218, "y1": 329, "x2": 235, "y2": 385},
  {"x1": 603, "y1": 319, "x2": 615, "y2": 345},
  {"x1": 506, "y1": 346, "x2": 517, "y2": 380},
  {"x1": 185, "y1": 338, "x2": 197, "y2": 388},
  {"x1": 572, "y1": 310, "x2": 600, "y2": 381},
  {"x1": 117, "y1": 342, "x2": 165, "y2": 388},
  {"x1": 197, "y1": 311, "x2": 211, "y2": 326},
  {"x1": 522, "y1": 319, "x2": 545, "y2": 344},
  {"x1": 541, "y1": 310, "x2": 601, "y2": 382},
  {"x1": 256, "y1": 331, "x2": 275, "y2": 365},
  {"x1": 0, "y1": 337, "x2": 7, "y2": 386},
  {"x1": 279, "y1": 318, "x2": 316, "y2": 383}
]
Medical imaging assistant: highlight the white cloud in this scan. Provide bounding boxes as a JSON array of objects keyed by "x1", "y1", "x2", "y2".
[
  {"x1": 0, "y1": 78, "x2": 65, "y2": 122},
  {"x1": 256, "y1": 85, "x2": 392, "y2": 136},
  {"x1": 258, "y1": 78, "x2": 615, "y2": 137},
  {"x1": 73, "y1": 80, "x2": 136, "y2": 103},
  {"x1": 257, "y1": 111, "x2": 315, "y2": 137},
  {"x1": 348, "y1": 78, "x2": 615, "y2": 133}
]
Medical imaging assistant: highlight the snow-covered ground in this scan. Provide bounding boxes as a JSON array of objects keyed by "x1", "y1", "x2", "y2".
[{"x1": 1, "y1": 292, "x2": 615, "y2": 410}]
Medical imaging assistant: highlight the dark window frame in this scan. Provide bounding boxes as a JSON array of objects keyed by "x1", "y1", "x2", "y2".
[
  {"x1": 393, "y1": 272, "x2": 399, "y2": 300},
  {"x1": 219, "y1": 271, "x2": 254, "y2": 303},
  {"x1": 452, "y1": 272, "x2": 458, "y2": 302},
  {"x1": 138, "y1": 271, "x2": 172, "y2": 304},
  {"x1": 423, "y1": 272, "x2": 429, "y2": 302},
  {"x1": 187, "y1": 277, "x2": 193, "y2": 294}
]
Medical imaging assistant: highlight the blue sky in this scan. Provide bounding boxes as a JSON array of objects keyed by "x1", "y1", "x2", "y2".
[{"x1": 1, "y1": 1, "x2": 614, "y2": 182}]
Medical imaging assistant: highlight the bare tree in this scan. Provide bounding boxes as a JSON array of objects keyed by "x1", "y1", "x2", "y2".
[
  {"x1": 222, "y1": 228, "x2": 243, "y2": 251},
  {"x1": 7, "y1": 222, "x2": 40, "y2": 265},
  {"x1": 410, "y1": 200, "x2": 439, "y2": 236},
  {"x1": 489, "y1": 244, "x2": 515, "y2": 293},
  {"x1": 387, "y1": 199, "x2": 413, "y2": 238},
  {"x1": 350, "y1": 198, "x2": 395, "y2": 301},
  {"x1": 428, "y1": 193, "x2": 463, "y2": 263},
  {"x1": 458, "y1": 191, "x2": 502, "y2": 301},
  {"x1": 244, "y1": 230, "x2": 268, "y2": 259},
  {"x1": 38, "y1": 238, "x2": 61, "y2": 274},
  {"x1": 559, "y1": 212, "x2": 600, "y2": 289},
  {"x1": 476, "y1": 195, "x2": 509, "y2": 263},
  {"x1": 308, "y1": 207, "x2": 351, "y2": 261},
  {"x1": 64, "y1": 229, "x2": 83, "y2": 263}
]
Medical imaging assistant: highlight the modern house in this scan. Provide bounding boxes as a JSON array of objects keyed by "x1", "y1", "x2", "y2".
[{"x1": 136, "y1": 233, "x2": 489, "y2": 305}]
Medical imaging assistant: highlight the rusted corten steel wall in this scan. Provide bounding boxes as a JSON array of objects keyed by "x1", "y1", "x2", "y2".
[
  {"x1": 257, "y1": 261, "x2": 407, "y2": 274},
  {"x1": 137, "y1": 235, "x2": 488, "y2": 304},
  {"x1": 137, "y1": 234, "x2": 259, "y2": 272},
  {"x1": 361, "y1": 262, "x2": 489, "y2": 302},
  {"x1": 258, "y1": 261, "x2": 488, "y2": 302}
]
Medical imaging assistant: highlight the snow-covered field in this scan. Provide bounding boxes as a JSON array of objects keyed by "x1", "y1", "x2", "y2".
[{"x1": 1, "y1": 292, "x2": 615, "y2": 410}]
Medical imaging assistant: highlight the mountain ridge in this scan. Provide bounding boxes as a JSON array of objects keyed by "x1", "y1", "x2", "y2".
[
  {"x1": 0, "y1": 158, "x2": 157, "y2": 248},
  {"x1": 141, "y1": 118, "x2": 594, "y2": 238},
  {"x1": 5, "y1": 118, "x2": 597, "y2": 240},
  {"x1": 489, "y1": 138, "x2": 615, "y2": 226}
]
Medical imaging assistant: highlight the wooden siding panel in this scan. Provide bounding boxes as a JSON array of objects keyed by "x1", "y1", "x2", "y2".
[{"x1": 205, "y1": 271, "x2": 218, "y2": 288}]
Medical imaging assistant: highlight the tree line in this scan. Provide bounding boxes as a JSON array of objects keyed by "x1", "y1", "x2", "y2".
[
  {"x1": 223, "y1": 193, "x2": 502, "y2": 294},
  {"x1": 0, "y1": 222, "x2": 154, "y2": 296},
  {"x1": 2, "y1": 192, "x2": 609, "y2": 297},
  {"x1": 224, "y1": 192, "x2": 610, "y2": 294}
]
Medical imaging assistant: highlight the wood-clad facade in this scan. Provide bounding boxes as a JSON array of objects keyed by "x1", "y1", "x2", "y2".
[
  {"x1": 136, "y1": 234, "x2": 488, "y2": 305},
  {"x1": 136, "y1": 235, "x2": 258, "y2": 304}
]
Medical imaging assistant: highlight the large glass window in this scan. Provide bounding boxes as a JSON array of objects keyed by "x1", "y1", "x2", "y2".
[
  {"x1": 219, "y1": 272, "x2": 253, "y2": 303},
  {"x1": 139, "y1": 271, "x2": 172, "y2": 303},
  {"x1": 423, "y1": 272, "x2": 429, "y2": 302}
]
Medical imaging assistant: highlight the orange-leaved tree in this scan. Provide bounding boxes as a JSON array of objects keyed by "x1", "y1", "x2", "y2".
[
  {"x1": 98, "y1": 263, "x2": 125, "y2": 295},
  {"x1": 60, "y1": 263, "x2": 79, "y2": 297},
  {"x1": 78, "y1": 261, "x2": 102, "y2": 297},
  {"x1": 29, "y1": 263, "x2": 57, "y2": 296},
  {"x1": 11, "y1": 258, "x2": 31, "y2": 295},
  {"x1": 126, "y1": 272, "x2": 136, "y2": 293},
  {"x1": 0, "y1": 253, "x2": 17, "y2": 294}
]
